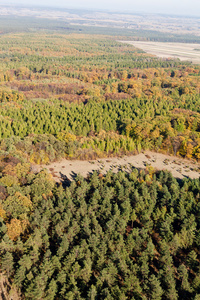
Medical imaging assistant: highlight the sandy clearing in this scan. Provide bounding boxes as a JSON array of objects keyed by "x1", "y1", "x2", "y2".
[
  {"x1": 119, "y1": 41, "x2": 200, "y2": 64},
  {"x1": 40, "y1": 151, "x2": 200, "y2": 183}
]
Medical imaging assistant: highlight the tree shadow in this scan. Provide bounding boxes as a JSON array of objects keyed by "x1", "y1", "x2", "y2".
[
  {"x1": 59, "y1": 172, "x2": 71, "y2": 188},
  {"x1": 1, "y1": 292, "x2": 6, "y2": 300}
]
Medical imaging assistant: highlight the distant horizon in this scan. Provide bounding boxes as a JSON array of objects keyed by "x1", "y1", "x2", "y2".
[{"x1": 2, "y1": 1, "x2": 200, "y2": 18}]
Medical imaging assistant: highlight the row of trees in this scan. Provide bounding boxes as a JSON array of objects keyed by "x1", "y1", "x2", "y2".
[{"x1": 0, "y1": 131, "x2": 136, "y2": 164}]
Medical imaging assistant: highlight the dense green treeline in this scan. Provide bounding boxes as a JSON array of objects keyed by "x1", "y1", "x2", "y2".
[
  {"x1": 0, "y1": 131, "x2": 135, "y2": 164},
  {"x1": 1, "y1": 159, "x2": 200, "y2": 299},
  {"x1": 1, "y1": 96, "x2": 200, "y2": 160}
]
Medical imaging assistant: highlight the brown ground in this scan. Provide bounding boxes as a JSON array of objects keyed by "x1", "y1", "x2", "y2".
[{"x1": 40, "y1": 151, "x2": 200, "y2": 183}]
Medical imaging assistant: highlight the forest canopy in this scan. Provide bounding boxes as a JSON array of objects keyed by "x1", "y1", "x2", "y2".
[
  {"x1": 1, "y1": 161, "x2": 200, "y2": 299},
  {"x1": 0, "y1": 33, "x2": 199, "y2": 161},
  {"x1": 0, "y1": 24, "x2": 200, "y2": 299}
]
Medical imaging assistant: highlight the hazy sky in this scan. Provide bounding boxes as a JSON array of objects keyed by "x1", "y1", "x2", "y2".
[{"x1": 4, "y1": 0, "x2": 200, "y2": 16}]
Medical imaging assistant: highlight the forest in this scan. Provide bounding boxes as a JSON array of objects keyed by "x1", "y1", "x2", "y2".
[
  {"x1": 0, "y1": 33, "x2": 200, "y2": 161},
  {"x1": 1, "y1": 155, "x2": 200, "y2": 299},
  {"x1": 0, "y1": 19, "x2": 200, "y2": 299}
]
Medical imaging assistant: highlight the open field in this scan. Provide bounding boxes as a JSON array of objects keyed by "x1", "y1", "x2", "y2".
[
  {"x1": 41, "y1": 151, "x2": 200, "y2": 183},
  {"x1": 1, "y1": 5, "x2": 200, "y2": 38},
  {"x1": 120, "y1": 41, "x2": 200, "y2": 63}
]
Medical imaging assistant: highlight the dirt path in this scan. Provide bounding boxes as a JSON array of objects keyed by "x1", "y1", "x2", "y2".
[{"x1": 40, "y1": 151, "x2": 200, "y2": 182}]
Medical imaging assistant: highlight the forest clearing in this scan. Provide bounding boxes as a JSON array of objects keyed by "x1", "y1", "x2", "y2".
[
  {"x1": 120, "y1": 41, "x2": 200, "y2": 63},
  {"x1": 42, "y1": 151, "x2": 200, "y2": 182}
]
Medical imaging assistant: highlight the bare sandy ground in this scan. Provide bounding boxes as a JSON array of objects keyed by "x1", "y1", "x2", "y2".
[
  {"x1": 40, "y1": 151, "x2": 200, "y2": 183},
  {"x1": 119, "y1": 41, "x2": 200, "y2": 64}
]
